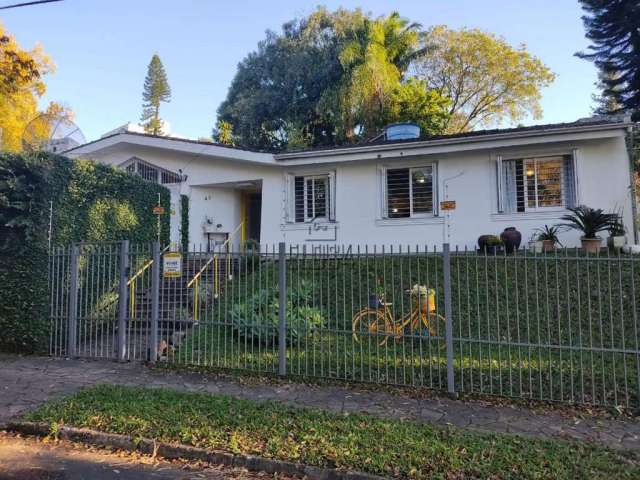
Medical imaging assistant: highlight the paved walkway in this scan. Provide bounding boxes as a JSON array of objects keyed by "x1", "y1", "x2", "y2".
[{"x1": 1, "y1": 355, "x2": 639, "y2": 451}]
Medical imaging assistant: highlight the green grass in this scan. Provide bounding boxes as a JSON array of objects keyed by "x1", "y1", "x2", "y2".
[
  {"x1": 24, "y1": 385, "x2": 640, "y2": 479},
  {"x1": 177, "y1": 252, "x2": 640, "y2": 408}
]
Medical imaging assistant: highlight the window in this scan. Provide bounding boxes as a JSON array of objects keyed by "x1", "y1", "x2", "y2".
[
  {"x1": 294, "y1": 175, "x2": 330, "y2": 222},
  {"x1": 122, "y1": 158, "x2": 182, "y2": 185},
  {"x1": 500, "y1": 154, "x2": 576, "y2": 213},
  {"x1": 286, "y1": 172, "x2": 335, "y2": 223},
  {"x1": 384, "y1": 166, "x2": 435, "y2": 218}
]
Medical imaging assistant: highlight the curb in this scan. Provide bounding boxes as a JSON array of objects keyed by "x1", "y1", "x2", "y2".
[{"x1": 6, "y1": 421, "x2": 387, "y2": 480}]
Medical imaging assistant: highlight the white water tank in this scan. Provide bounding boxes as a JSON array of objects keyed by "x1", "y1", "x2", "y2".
[{"x1": 384, "y1": 123, "x2": 420, "y2": 141}]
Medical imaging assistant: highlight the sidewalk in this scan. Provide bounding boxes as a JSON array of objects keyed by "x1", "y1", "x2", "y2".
[{"x1": 1, "y1": 354, "x2": 639, "y2": 450}]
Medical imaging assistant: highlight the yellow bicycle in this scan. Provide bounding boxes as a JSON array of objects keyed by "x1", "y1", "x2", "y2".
[{"x1": 352, "y1": 285, "x2": 445, "y2": 346}]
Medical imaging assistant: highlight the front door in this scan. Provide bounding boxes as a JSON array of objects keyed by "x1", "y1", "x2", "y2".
[{"x1": 246, "y1": 192, "x2": 262, "y2": 242}]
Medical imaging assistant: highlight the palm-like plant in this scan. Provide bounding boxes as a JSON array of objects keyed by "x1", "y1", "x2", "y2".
[
  {"x1": 337, "y1": 12, "x2": 422, "y2": 138},
  {"x1": 559, "y1": 206, "x2": 617, "y2": 239}
]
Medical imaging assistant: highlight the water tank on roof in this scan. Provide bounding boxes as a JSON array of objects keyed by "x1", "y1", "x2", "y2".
[{"x1": 384, "y1": 122, "x2": 420, "y2": 141}]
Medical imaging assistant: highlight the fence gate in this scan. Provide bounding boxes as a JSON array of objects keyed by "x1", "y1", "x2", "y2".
[{"x1": 49, "y1": 241, "x2": 157, "y2": 361}]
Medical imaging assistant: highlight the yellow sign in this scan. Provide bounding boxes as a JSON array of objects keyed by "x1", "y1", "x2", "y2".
[
  {"x1": 153, "y1": 206, "x2": 165, "y2": 215},
  {"x1": 163, "y1": 252, "x2": 182, "y2": 278},
  {"x1": 440, "y1": 200, "x2": 456, "y2": 211}
]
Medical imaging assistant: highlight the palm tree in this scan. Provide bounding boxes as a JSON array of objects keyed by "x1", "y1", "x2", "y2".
[{"x1": 337, "y1": 12, "x2": 422, "y2": 139}]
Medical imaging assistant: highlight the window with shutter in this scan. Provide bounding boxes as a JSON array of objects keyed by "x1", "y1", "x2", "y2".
[
  {"x1": 385, "y1": 166, "x2": 434, "y2": 218},
  {"x1": 501, "y1": 154, "x2": 575, "y2": 213},
  {"x1": 291, "y1": 173, "x2": 333, "y2": 222}
]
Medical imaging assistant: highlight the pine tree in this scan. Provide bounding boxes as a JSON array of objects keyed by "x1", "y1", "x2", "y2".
[
  {"x1": 576, "y1": 0, "x2": 640, "y2": 120},
  {"x1": 140, "y1": 54, "x2": 171, "y2": 135}
]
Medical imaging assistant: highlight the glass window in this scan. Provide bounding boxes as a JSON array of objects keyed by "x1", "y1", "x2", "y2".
[{"x1": 386, "y1": 166, "x2": 434, "y2": 218}]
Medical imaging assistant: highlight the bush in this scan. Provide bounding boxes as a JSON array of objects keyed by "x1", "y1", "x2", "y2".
[
  {"x1": 0, "y1": 152, "x2": 171, "y2": 353},
  {"x1": 229, "y1": 280, "x2": 324, "y2": 345}
]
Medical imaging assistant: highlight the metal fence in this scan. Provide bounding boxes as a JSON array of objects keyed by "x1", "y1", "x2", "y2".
[{"x1": 48, "y1": 241, "x2": 640, "y2": 408}]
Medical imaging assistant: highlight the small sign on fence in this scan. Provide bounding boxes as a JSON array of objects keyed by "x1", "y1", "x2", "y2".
[
  {"x1": 163, "y1": 252, "x2": 182, "y2": 278},
  {"x1": 153, "y1": 205, "x2": 165, "y2": 215}
]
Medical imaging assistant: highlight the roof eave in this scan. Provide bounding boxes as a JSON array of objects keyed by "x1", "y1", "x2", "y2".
[{"x1": 274, "y1": 122, "x2": 632, "y2": 161}]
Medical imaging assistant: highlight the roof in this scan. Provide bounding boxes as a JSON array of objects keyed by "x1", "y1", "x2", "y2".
[
  {"x1": 66, "y1": 117, "x2": 632, "y2": 165},
  {"x1": 275, "y1": 117, "x2": 633, "y2": 160}
]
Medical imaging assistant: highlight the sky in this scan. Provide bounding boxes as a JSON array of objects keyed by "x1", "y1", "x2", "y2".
[{"x1": 2, "y1": 0, "x2": 599, "y2": 142}]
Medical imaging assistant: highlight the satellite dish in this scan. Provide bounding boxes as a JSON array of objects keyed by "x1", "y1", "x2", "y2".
[{"x1": 22, "y1": 112, "x2": 86, "y2": 154}]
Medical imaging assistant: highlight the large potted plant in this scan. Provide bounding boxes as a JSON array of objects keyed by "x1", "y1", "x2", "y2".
[
  {"x1": 535, "y1": 225, "x2": 562, "y2": 253},
  {"x1": 607, "y1": 216, "x2": 626, "y2": 250},
  {"x1": 559, "y1": 206, "x2": 617, "y2": 254},
  {"x1": 477, "y1": 235, "x2": 503, "y2": 255}
]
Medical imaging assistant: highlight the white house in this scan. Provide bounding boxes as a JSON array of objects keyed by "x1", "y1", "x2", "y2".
[{"x1": 66, "y1": 117, "x2": 638, "y2": 251}]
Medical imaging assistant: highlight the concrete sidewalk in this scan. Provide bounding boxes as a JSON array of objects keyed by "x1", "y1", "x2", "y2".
[{"x1": 1, "y1": 354, "x2": 639, "y2": 450}]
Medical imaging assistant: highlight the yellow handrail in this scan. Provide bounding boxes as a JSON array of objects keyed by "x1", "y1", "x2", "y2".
[
  {"x1": 188, "y1": 222, "x2": 244, "y2": 321},
  {"x1": 129, "y1": 244, "x2": 171, "y2": 318}
]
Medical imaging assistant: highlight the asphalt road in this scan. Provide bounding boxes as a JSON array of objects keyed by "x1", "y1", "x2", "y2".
[{"x1": 0, "y1": 432, "x2": 283, "y2": 480}]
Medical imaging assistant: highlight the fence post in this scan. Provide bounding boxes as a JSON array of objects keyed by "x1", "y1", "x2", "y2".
[
  {"x1": 278, "y1": 242, "x2": 287, "y2": 376},
  {"x1": 117, "y1": 240, "x2": 130, "y2": 362},
  {"x1": 442, "y1": 243, "x2": 456, "y2": 395},
  {"x1": 149, "y1": 241, "x2": 160, "y2": 363},
  {"x1": 67, "y1": 243, "x2": 79, "y2": 357}
]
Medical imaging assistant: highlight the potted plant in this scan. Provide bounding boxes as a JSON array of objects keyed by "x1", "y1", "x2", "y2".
[
  {"x1": 535, "y1": 225, "x2": 562, "y2": 253},
  {"x1": 368, "y1": 280, "x2": 385, "y2": 309},
  {"x1": 607, "y1": 217, "x2": 626, "y2": 250},
  {"x1": 559, "y1": 205, "x2": 617, "y2": 254},
  {"x1": 477, "y1": 235, "x2": 503, "y2": 255}
]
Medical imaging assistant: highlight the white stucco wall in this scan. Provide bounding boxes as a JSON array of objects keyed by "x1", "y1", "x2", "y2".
[
  {"x1": 273, "y1": 135, "x2": 634, "y2": 249},
  {"x1": 71, "y1": 127, "x2": 635, "y2": 251}
]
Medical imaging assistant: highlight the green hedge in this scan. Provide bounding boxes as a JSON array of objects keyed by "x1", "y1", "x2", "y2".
[
  {"x1": 180, "y1": 194, "x2": 189, "y2": 252},
  {"x1": 0, "y1": 152, "x2": 170, "y2": 353}
]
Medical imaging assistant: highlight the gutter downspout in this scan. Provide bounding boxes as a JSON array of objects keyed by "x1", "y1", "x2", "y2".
[{"x1": 626, "y1": 123, "x2": 639, "y2": 244}]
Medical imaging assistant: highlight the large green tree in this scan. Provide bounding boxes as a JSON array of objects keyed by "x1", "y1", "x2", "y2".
[
  {"x1": 576, "y1": 0, "x2": 640, "y2": 119},
  {"x1": 217, "y1": 8, "x2": 450, "y2": 151},
  {"x1": 410, "y1": 26, "x2": 555, "y2": 133},
  {"x1": 140, "y1": 54, "x2": 172, "y2": 135}
]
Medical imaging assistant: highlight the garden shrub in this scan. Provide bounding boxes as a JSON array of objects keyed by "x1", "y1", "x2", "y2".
[
  {"x1": 0, "y1": 152, "x2": 170, "y2": 353},
  {"x1": 229, "y1": 280, "x2": 324, "y2": 345},
  {"x1": 180, "y1": 194, "x2": 189, "y2": 252}
]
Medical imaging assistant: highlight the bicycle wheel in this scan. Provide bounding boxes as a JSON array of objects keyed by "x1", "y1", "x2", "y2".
[{"x1": 352, "y1": 309, "x2": 392, "y2": 346}]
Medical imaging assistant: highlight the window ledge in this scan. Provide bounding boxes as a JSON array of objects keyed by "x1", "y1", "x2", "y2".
[
  {"x1": 491, "y1": 210, "x2": 568, "y2": 221},
  {"x1": 280, "y1": 221, "x2": 339, "y2": 231},
  {"x1": 375, "y1": 217, "x2": 445, "y2": 227}
]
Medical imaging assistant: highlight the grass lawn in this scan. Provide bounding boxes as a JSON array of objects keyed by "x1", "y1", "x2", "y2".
[
  {"x1": 24, "y1": 385, "x2": 640, "y2": 479},
  {"x1": 176, "y1": 251, "x2": 640, "y2": 408}
]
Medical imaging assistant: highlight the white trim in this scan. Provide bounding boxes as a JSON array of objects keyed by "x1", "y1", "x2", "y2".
[
  {"x1": 571, "y1": 148, "x2": 581, "y2": 205},
  {"x1": 375, "y1": 217, "x2": 444, "y2": 227},
  {"x1": 496, "y1": 155, "x2": 504, "y2": 213}
]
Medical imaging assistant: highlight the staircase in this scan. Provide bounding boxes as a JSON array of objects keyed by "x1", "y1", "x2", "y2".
[{"x1": 129, "y1": 252, "x2": 238, "y2": 326}]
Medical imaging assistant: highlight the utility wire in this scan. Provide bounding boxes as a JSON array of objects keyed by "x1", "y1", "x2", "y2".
[{"x1": 0, "y1": 0, "x2": 62, "y2": 10}]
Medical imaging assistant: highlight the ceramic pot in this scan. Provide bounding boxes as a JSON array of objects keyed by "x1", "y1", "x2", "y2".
[
  {"x1": 500, "y1": 227, "x2": 522, "y2": 254},
  {"x1": 542, "y1": 240, "x2": 555, "y2": 253},
  {"x1": 581, "y1": 237, "x2": 602, "y2": 254},
  {"x1": 607, "y1": 235, "x2": 626, "y2": 250}
]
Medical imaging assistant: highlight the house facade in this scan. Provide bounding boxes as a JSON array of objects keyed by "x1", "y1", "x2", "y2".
[{"x1": 67, "y1": 118, "x2": 638, "y2": 251}]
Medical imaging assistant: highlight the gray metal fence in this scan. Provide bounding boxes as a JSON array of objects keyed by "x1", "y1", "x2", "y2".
[{"x1": 48, "y1": 241, "x2": 640, "y2": 408}]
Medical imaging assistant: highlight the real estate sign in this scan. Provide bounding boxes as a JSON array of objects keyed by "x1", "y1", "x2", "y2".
[{"x1": 163, "y1": 252, "x2": 182, "y2": 278}]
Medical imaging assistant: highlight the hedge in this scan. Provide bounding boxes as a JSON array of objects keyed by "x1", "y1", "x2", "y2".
[
  {"x1": 180, "y1": 194, "x2": 189, "y2": 252},
  {"x1": 0, "y1": 152, "x2": 170, "y2": 353}
]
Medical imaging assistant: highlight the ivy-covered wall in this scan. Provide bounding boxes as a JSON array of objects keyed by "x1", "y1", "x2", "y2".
[
  {"x1": 0, "y1": 152, "x2": 170, "y2": 353},
  {"x1": 180, "y1": 194, "x2": 189, "y2": 252}
]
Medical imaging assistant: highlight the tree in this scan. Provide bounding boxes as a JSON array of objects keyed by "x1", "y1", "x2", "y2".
[
  {"x1": 0, "y1": 22, "x2": 55, "y2": 152},
  {"x1": 411, "y1": 26, "x2": 555, "y2": 133},
  {"x1": 212, "y1": 119, "x2": 234, "y2": 146},
  {"x1": 576, "y1": 0, "x2": 640, "y2": 120},
  {"x1": 336, "y1": 12, "x2": 425, "y2": 139},
  {"x1": 383, "y1": 79, "x2": 450, "y2": 136},
  {"x1": 591, "y1": 69, "x2": 625, "y2": 115},
  {"x1": 217, "y1": 8, "x2": 449, "y2": 151},
  {"x1": 140, "y1": 54, "x2": 171, "y2": 135}
]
